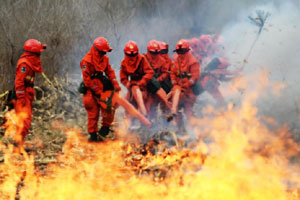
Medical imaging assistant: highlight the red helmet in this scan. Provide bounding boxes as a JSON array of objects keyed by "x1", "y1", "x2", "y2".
[
  {"x1": 190, "y1": 37, "x2": 200, "y2": 45},
  {"x1": 24, "y1": 39, "x2": 47, "y2": 54},
  {"x1": 147, "y1": 40, "x2": 160, "y2": 53},
  {"x1": 174, "y1": 39, "x2": 190, "y2": 52},
  {"x1": 93, "y1": 37, "x2": 112, "y2": 52},
  {"x1": 189, "y1": 38, "x2": 200, "y2": 49},
  {"x1": 159, "y1": 41, "x2": 168, "y2": 50},
  {"x1": 159, "y1": 41, "x2": 169, "y2": 54},
  {"x1": 124, "y1": 40, "x2": 139, "y2": 55},
  {"x1": 199, "y1": 34, "x2": 212, "y2": 43}
]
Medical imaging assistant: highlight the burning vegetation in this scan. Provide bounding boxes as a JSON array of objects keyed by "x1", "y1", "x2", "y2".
[
  {"x1": 0, "y1": 1, "x2": 300, "y2": 199},
  {"x1": 0, "y1": 71, "x2": 299, "y2": 200}
]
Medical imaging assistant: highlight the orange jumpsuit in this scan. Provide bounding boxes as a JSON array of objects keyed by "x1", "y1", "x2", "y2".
[
  {"x1": 171, "y1": 51, "x2": 200, "y2": 119},
  {"x1": 81, "y1": 46, "x2": 120, "y2": 133},
  {"x1": 188, "y1": 38, "x2": 204, "y2": 63},
  {"x1": 143, "y1": 52, "x2": 168, "y2": 119},
  {"x1": 158, "y1": 53, "x2": 173, "y2": 84},
  {"x1": 120, "y1": 54, "x2": 154, "y2": 109},
  {"x1": 15, "y1": 52, "x2": 43, "y2": 140},
  {"x1": 200, "y1": 58, "x2": 236, "y2": 105},
  {"x1": 159, "y1": 52, "x2": 173, "y2": 115},
  {"x1": 159, "y1": 53, "x2": 173, "y2": 95}
]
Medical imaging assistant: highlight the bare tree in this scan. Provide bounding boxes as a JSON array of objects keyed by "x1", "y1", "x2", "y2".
[{"x1": 0, "y1": 0, "x2": 265, "y2": 92}]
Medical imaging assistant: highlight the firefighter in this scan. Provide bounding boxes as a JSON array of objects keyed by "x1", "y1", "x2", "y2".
[
  {"x1": 169, "y1": 39, "x2": 200, "y2": 130},
  {"x1": 200, "y1": 57, "x2": 241, "y2": 105},
  {"x1": 188, "y1": 38, "x2": 203, "y2": 62},
  {"x1": 120, "y1": 40, "x2": 154, "y2": 118},
  {"x1": 159, "y1": 41, "x2": 173, "y2": 94},
  {"x1": 158, "y1": 41, "x2": 173, "y2": 118},
  {"x1": 14, "y1": 39, "x2": 47, "y2": 143},
  {"x1": 198, "y1": 34, "x2": 214, "y2": 65},
  {"x1": 80, "y1": 37, "x2": 121, "y2": 142},
  {"x1": 143, "y1": 40, "x2": 171, "y2": 120}
]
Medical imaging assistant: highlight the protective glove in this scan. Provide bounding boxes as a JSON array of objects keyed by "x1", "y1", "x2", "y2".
[
  {"x1": 93, "y1": 88, "x2": 101, "y2": 98},
  {"x1": 18, "y1": 97, "x2": 26, "y2": 106},
  {"x1": 171, "y1": 79, "x2": 178, "y2": 87},
  {"x1": 157, "y1": 75, "x2": 163, "y2": 82},
  {"x1": 91, "y1": 82, "x2": 102, "y2": 98},
  {"x1": 114, "y1": 84, "x2": 121, "y2": 92},
  {"x1": 111, "y1": 79, "x2": 121, "y2": 92},
  {"x1": 138, "y1": 79, "x2": 147, "y2": 88},
  {"x1": 125, "y1": 82, "x2": 131, "y2": 89},
  {"x1": 181, "y1": 79, "x2": 192, "y2": 89}
]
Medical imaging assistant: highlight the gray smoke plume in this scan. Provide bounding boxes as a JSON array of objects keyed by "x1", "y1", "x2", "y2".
[
  {"x1": 220, "y1": 1, "x2": 300, "y2": 130},
  {"x1": 1, "y1": 0, "x2": 299, "y2": 132}
]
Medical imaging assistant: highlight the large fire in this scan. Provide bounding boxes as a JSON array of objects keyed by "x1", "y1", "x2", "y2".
[{"x1": 0, "y1": 72, "x2": 300, "y2": 200}]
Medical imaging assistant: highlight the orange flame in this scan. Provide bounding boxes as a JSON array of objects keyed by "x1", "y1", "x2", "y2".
[{"x1": 0, "y1": 71, "x2": 299, "y2": 200}]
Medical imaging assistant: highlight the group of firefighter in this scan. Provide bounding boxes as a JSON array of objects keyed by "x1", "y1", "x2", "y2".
[{"x1": 11, "y1": 34, "x2": 241, "y2": 143}]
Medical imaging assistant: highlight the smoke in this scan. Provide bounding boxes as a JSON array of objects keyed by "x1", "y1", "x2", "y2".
[
  {"x1": 2, "y1": 0, "x2": 298, "y2": 131},
  {"x1": 219, "y1": 1, "x2": 300, "y2": 129},
  {"x1": 83, "y1": 0, "x2": 300, "y2": 132},
  {"x1": 68, "y1": 0, "x2": 270, "y2": 76},
  {"x1": 26, "y1": 0, "x2": 298, "y2": 134}
]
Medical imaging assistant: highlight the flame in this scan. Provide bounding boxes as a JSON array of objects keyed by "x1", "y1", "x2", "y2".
[
  {"x1": 0, "y1": 71, "x2": 300, "y2": 199},
  {"x1": 3, "y1": 110, "x2": 27, "y2": 144}
]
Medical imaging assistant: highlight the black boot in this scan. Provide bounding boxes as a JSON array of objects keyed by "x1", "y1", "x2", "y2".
[
  {"x1": 89, "y1": 132, "x2": 98, "y2": 142},
  {"x1": 167, "y1": 113, "x2": 177, "y2": 122},
  {"x1": 99, "y1": 126, "x2": 110, "y2": 137},
  {"x1": 98, "y1": 126, "x2": 115, "y2": 141}
]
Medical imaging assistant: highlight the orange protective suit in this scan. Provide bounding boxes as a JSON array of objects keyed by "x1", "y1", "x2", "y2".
[
  {"x1": 120, "y1": 54, "x2": 154, "y2": 110},
  {"x1": 188, "y1": 38, "x2": 204, "y2": 63},
  {"x1": 200, "y1": 57, "x2": 238, "y2": 105},
  {"x1": 81, "y1": 45, "x2": 120, "y2": 133},
  {"x1": 144, "y1": 52, "x2": 167, "y2": 81},
  {"x1": 14, "y1": 52, "x2": 43, "y2": 140},
  {"x1": 159, "y1": 44, "x2": 173, "y2": 93},
  {"x1": 143, "y1": 51, "x2": 168, "y2": 119},
  {"x1": 171, "y1": 51, "x2": 200, "y2": 118},
  {"x1": 159, "y1": 49, "x2": 173, "y2": 116}
]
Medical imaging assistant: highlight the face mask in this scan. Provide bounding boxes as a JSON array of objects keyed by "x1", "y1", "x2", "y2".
[
  {"x1": 98, "y1": 50, "x2": 106, "y2": 55},
  {"x1": 149, "y1": 51, "x2": 160, "y2": 55},
  {"x1": 125, "y1": 52, "x2": 138, "y2": 57},
  {"x1": 23, "y1": 50, "x2": 41, "y2": 56},
  {"x1": 160, "y1": 49, "x2": 168, "y2": 54},
  {"x1": 176, "y1": 49, "x2": 189, "y2": 55}
]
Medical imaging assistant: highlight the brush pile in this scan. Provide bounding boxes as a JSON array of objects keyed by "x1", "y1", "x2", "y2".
[{"x1": 0, "y1": 78, "x2": 86, "y2": 166}]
